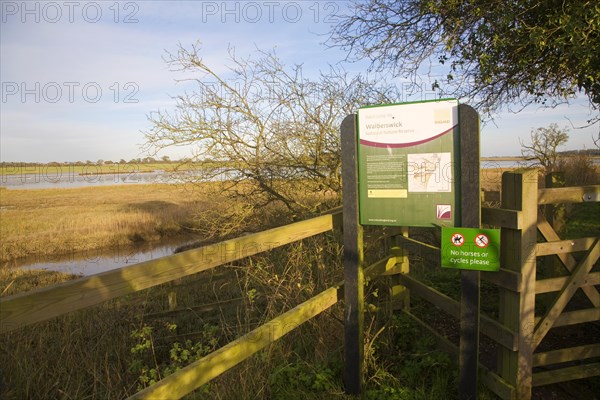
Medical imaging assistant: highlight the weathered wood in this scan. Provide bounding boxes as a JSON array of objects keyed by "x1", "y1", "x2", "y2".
[
  {"x1": 533, "y1": 344, "x2": 600, "y2": 367},
  {"x1": 479, "y1": 366, "x2": 517, "y2": 400},
  {"x1": 536, "y1": 272, "x2": 600, "y2": 294},
  {"x1": 482, "y1": 207, "x2": 522, "y2": 229},
  {"x1": 403, "y1": 311, "x2": 458, "y2": 358},
  {"x1": 0, "y1": 212, "x2": 340, "y2": 334},
  {"x1": 458, "y1": 104, "x2": 482, "y2": 400},
  {"x1": 395, "y1": 274, "x2": 517, "y2": 351},
  {"x1": 544, "y1": 308, "x2": 600, "y2": 328},
  {"x1": 497, "y1": 170, "x2": 538, "y2": 400},
  {"x1": 128, "y1": 286, "x2": 341, "y2": 400},
  {"x1": 144, "y1": 297, "x2": 245, "y2": 319},
  {"x1": 341, "y1": 113, "x2": 364, "y2": 394},
  {"x1": 532, "y1": 363, "x2": 600, "y2": 387},
  {"x1": 394, "y1": 234, "x2": 441, "y2": 253},
  {"x1": 403, "y1": 311, "x2": 516, "y2": 400},
  {"x1": 481, "y1": 269, "x2": 522, "y2": 292},
  {"x1": 532, "y1": 239, "x2": 599, "y2": 349},
  {"x1": 387, "y1": 228, "x2": 410, "y2": 312},
  {"x1": 537, "y1": 185, "x2": 600, "y2": 204},
  {"x1": 363, "y1": 255, "x2": 401, "y2": 280},
  {"x1": 536, "y1": 237, "x2": 598, "y2": 256},
  {"x1": 537, "y1": 215, "x2": 600, "y2": 307}
]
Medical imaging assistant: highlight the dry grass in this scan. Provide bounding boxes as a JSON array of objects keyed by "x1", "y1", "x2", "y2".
[{"x1": 0, "y1": 183, "x2": 219, "y2": 263}]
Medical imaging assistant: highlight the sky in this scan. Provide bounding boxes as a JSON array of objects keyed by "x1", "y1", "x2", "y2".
[{"x1": 1, "y1": 0, "x2": 599, "y2": 163}]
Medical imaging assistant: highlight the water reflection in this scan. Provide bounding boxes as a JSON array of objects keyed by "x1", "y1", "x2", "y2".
[{"x1": 6, "y1": 237, "x2": 197, "y2": 276}]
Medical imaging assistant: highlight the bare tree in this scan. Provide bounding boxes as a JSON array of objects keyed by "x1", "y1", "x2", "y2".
[
  {"x1": 520, "y1": 123, "x2": 569, "y2": 173},
  {"x1": 144, "y1": 43, "x2": 398, "y2": 235}
]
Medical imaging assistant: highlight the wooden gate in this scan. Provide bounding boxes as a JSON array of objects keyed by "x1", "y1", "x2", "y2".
[{"x1": 377, "y1": 169, "x2": 600, "y2": 399}]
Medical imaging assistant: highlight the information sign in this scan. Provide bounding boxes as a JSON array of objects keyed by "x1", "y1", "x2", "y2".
[
  {"x1": 441, "y1": 227, "x2": 500, "y2": 271},
  {"x1": 357, "y1": 99, "x2": 459, "y2": 227}
]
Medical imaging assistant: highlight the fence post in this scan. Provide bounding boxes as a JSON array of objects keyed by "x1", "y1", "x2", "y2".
[
  {"x1": 341, "y1": 114, "x2": 365, "y2": 394},
  {"x1": 458, "y1": 104, "x2": 481, "y2": 400},
  {"x1": 389, "y1": 227, "x2": 410, "y2": 312},
  {"x1": 498, "y1": 170, "x2": 538, "y2": 399}
]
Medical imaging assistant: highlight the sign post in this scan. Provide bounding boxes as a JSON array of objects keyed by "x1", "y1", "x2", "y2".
[
  {"x1": 343, "y1": 101, "x2": 484, "y2": 398},
  {"x1": 341, "y1": 114, "x2": 364, "y2": 394},
  {"x1": 457, "y1": 104, "x2": 481, "y2": 400}
]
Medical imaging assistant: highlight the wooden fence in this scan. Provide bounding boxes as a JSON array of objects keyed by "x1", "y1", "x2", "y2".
[
  {"x1": 0, "y1": 211, "x2": 347, "y2": 399},
  {"x1": 1, "y1": 174, "x2": 598, "y2": 399},
  {"x1": 378, "y1": 171, "x2": 600, "y2": 400}
]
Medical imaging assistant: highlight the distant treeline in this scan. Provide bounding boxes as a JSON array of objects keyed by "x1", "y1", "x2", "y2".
[
  {"x1": 0, "y1": 157, "x2": 188, "y2": 168},
  {"x1": 2, "y1": 149, "x2": 597, "y2": 169},
  {"x1": 558, "y1": 149, "x2": 600, "y2": 156}
]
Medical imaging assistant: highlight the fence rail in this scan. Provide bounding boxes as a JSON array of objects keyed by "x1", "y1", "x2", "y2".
[
  {"x1": 0, "y1": 211, "x2": 342, "y2": 333},
  {"x1": 2, "y1": 180, "x2": 598, "y2": 400},
  {"x1": 383, "y1": 176, "x2": 600, "y2": 400}
]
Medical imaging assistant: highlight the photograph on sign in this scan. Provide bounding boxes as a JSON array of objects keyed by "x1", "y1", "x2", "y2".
[
  {"x1": 441, "y1": 227, "x2": 500, "y2": 272},
  {"x1": 357, "y1": 99, "x2": 460, "y2": 227}
]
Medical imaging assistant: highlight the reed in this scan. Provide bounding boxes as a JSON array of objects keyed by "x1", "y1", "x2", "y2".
[{"x1": 0, "y1": 183, "x2": 215, "y2": 263}]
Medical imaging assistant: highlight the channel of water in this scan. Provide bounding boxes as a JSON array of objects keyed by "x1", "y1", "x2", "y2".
[{"x1": 5, "y1": 236, "x2": 200, "y2": 277}]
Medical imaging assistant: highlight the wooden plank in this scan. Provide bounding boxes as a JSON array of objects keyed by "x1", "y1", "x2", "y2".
[
  {"x1": 479, "y1": 366, "x2": 517, "y2": 400},
  {"x1": 536, "y1": 272, "x2": 600, "y2": 294},
  {"x1": 389, "y1": 228, "x2": 410, "y2": 312},
  {"x1": 0, "y1": 212, "x2": 339, "y2": 334},
  {"x1": 537, "y1": 185, "x2": 600, "y2": 205},
  {"x1": 404, "y1": 311, "x2": 516, "y2": 400},
  {"x1": 532, "y1": 239, "x2": 599, "y2": 349},
  {"x1": 533, "y1": 344, "x2": 600, "y2": 367},
  {"x1": 403, "y1": 311, "x2": 459, "y2": 358},
  {"x1": 395, "y1": 234, "x2": 441, "y2": 254},
  {"x1": 532, "y1": 363, "x2": 600, "y2": 387},
  {"x1": 481, "y1": 269, "x2": 522, "y2": 292},
  {"x1": 397, "y1": 273, "x2": 460, "y2": 317},
  {"x1": 363, "y1": 255, "x2": 400, "y2": 280},
  {"x1": 497, "y1": 170, "x2": 538, "y2": 400},
  {"x1": 536, "y1": 237, "x2": 598, "y2": 257},
  {"x1": 537, "y1": 215, "x2": 600, "y2": 307},
  {"x1": 482, "y1": 207, "x2": 522, "y2": 229},
  {"x1": 128, "y1": 286, "x2": 341, "y2": 399},
  {"x1": 340, "y1": 113, "x2": 364, "y2": 395},
  {"x1": 144, "y1": 297, "x2": 244, "y2": 319},
  {"x1": 533, "y1": 308, "x2": 600, "y2": 327},
  {"x1": 550, "y1": 308, "x2": 600, "y2": 328},
  {"x1": 395, "y1": 274, "x2": 517, "y2": 351},
  {"x1": 458, "y1": 104, "x2": 482, "y2": 400}
]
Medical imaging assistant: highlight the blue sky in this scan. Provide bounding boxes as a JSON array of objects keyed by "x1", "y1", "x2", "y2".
[{"x1": 1, "y1": 0, "x2": 598, "y2": 163}]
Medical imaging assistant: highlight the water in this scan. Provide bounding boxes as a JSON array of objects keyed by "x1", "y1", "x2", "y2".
[
  {"x1": 0, "y1": 168, "x2": 240, "y2": 190},
  {"x1": 6, "y1": 237, "x2": 198, "y2": 276}
]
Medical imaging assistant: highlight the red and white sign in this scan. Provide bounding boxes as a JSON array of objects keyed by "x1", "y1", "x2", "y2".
[
  {"x1": 451, "y1": 233, "x2": 464, "y2": 246},
  {"x1": 475, "y1": 234, "x2": 489, "y2": 248}
]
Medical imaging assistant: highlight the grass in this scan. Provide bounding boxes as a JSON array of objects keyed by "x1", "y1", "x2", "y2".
[
  {"x1": 1, "y1": 165, "x2": 598, "y2": 399},
  {"x1": 0, "y1": 183, "x2": 217, "y2": 263}
]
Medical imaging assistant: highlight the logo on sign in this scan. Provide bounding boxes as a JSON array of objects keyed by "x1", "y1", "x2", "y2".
[{"x1": 436, "y1": 204, "x2": 452, "y2": 220}]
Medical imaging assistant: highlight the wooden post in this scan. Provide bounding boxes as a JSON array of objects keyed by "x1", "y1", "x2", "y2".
[
  {"x1": 458, "y1": 104, "x2": 481, "y2": 400},
  {"x1": 341, "y1": 114, "x2": 365, "y2": 394},
  {"x1": 390, "y1": 227, "x2": 410, "y2": 312},
  {"x1": 498, "y1": 170, "x2": 538, "y2": 399}
]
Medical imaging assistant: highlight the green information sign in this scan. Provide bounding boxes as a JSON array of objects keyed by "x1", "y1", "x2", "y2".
[
  {"x1": 357, "y1": 99, "x2": 460, "y2": 227},
  {"x1": 441, "y1": 227, "x2": 500, "y2": 271}
]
